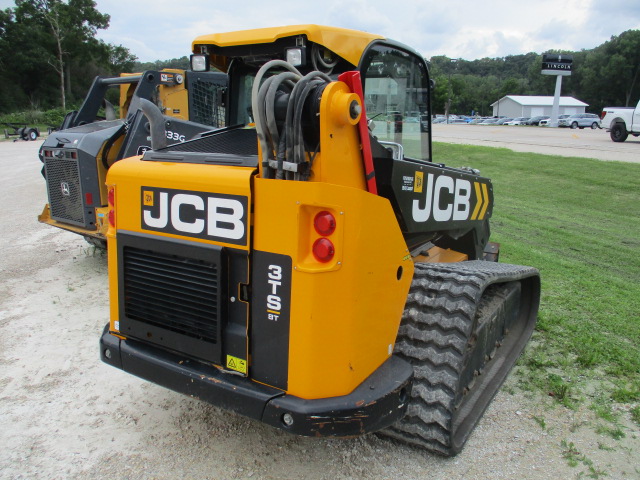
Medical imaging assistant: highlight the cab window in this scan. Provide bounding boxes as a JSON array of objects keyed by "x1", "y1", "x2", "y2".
[{"x1": 360, "y1": 44, "x2": 431, "y2": 162}]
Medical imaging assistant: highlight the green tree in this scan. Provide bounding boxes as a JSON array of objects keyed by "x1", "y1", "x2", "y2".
[
  {"x1": 107, "y1": 44, "x2": 137, "y2": 73},
  {"x1": 133, "y1": 56, "x2": 191, "y2": 72},
  {"x1": 0, "y1": 0, "x2": 136, "y2": 112},
  {"x1": 27, "y1": 0, "x2": 110, "y2": 109},
  {"x1": 1, "y1": 2, "x2": 55, "y2": 110},
  {"x1": 579, "y1": 31, "x2": 640, "y2": 111}
]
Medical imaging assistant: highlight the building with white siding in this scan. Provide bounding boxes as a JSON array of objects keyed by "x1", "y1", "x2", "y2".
[{"x1": 491, "y1": 95, "x2": 588, "y2": 118}]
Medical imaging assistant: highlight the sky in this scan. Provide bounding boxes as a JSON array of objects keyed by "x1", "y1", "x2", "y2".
[{"x1": 3, "y1": 0, "x2": 640, "y2": 62}]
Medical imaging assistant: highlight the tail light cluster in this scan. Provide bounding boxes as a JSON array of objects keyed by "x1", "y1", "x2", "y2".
[
  {"x1": 41, "y1": 149, "x2": 77, "y2": 159},
  {"x1": 107, "y1": 186, "x2": 116, "y2": 228},
  {"x1": 312, "y1": 211, "x2": 336, "y2": 263}
]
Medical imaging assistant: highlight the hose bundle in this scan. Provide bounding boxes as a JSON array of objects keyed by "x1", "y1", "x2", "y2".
[{"x1": 251, "y1": 60, "x2": 331, "y2": 180}]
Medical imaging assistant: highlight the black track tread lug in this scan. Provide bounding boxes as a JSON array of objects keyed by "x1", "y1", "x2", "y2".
[
  {"x1": 398, "y1": 321, "x2": 469, "y2": 355},
  {"x1": 379, "y1": 261, "x2": 540, "y2": 457},
  {"x1": 394, "y1": 338, "x2": 465, "y2": 369}
]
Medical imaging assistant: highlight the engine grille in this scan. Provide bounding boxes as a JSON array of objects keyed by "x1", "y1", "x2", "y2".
[
  {"x1": 123, "y1": 246, "x2": 220, "y2": 344},
  {"x1": 44, "y1": 156, "x2": 85, "y2": 225}
]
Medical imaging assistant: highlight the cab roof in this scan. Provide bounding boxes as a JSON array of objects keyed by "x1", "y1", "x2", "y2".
[{"x1": 192, "y1": 24, "x2": 385, "y2": 69}]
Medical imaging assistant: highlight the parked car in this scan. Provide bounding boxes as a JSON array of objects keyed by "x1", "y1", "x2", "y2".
[
  {"x1": 495, "y1": 117, "x2": 514, "y2": 125},
  {"x1": 539, "y1": 114, "x2": 570, "y2": 126},
  {"x1": 480, "y1": 118, "x2": 499, "y2": 125},
  {"x1": 558, "y1": 113, "x2": 601, "y2": 129},
  {"x1": 505, "y1": 117, "x2": 530, "y2": 125},
  {"x1": 469, "y1": 118, "x2": 486, "y2": 124},
  {"x1": 526, "y1": 116, "x2": 550, "y2": 126},
  {"x1": 405, "y1": 111, "x2": 421, "y2": 123}
]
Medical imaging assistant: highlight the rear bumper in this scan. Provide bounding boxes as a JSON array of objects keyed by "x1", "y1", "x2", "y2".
[
  {"x1": 100, "y1": 324, "x2": 413, "y2": 437},
  {"x1": 38, "y1": 204, "x2": 107, "y2": 247}
]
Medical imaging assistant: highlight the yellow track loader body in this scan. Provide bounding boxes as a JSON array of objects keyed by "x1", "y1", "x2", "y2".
[{"x1": 100, "y1": 25, "x2": 540, "y2": 456}]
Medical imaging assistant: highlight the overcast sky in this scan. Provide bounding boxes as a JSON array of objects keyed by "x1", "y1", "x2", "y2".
[{"x1": 3, "y1": 0, "x2": 640, "y2": 62}]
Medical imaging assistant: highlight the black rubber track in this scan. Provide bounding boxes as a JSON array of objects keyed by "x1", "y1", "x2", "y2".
[{"x1": 380, "y1": 261, "x2": 540, "y2": 456}]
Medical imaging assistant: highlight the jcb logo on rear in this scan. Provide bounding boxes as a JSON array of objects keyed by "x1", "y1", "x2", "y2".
[{"x1": 141, "y1": 187, "x2": 248, "y2": 245}]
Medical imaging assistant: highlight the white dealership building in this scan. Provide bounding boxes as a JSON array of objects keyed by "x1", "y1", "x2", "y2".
[{"x1": 491, "y1": 95, "x2": 588, "y2": 118}]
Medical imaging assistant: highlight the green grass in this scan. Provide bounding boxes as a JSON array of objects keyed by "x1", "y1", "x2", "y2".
[
  {"x1": 560, "y1": 440, "x2": 608, "y2": 477},
  {"x1": 433, "y1": 142, "x2": 640, "y2": 412},
  {"x1": 631, "y1": 406, "x2": 640, "y2": 425}
]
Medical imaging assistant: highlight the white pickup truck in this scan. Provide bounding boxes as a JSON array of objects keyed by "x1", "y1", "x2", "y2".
[{"x1": 601, "y1": 99, "x2": 640, "y2": 142}]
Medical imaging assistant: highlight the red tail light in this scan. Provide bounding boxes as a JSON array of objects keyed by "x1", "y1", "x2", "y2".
[
  {"x1": 314, "y1": 211, "x2": 336, "y2": 236},
  {"x1": 107, "y1": 187, "x2": 115, "y2": 228},
  {"x1": 312, "y1": 238, "x2": 335, "y2": 263}
]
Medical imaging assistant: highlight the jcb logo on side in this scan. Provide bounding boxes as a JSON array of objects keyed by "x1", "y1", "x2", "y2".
[
  {"x1": 141, "y1": 187, "x2": 248, "y2": 245},
  {"x1": 412, "y1": 173, "x2": 490, "y2": 223}
]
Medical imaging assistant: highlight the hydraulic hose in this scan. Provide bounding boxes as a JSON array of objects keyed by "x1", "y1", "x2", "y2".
[
  {"x1": 139, "y1": 98, "x2": 167, "y2": 150},
  {"x1": 252, "y1": 61, "x2": 330, "y2": 180},
  {"x1": 265, "y1": 72, "x2": 298, "y2": 151},
  {"x1": 251, "y1": 60, "x2": 302, "y2": 178}
]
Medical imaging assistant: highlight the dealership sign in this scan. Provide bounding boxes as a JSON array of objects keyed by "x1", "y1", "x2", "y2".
[{"x1": 542, "y1": 54, "x2": 573, "y2": 76}]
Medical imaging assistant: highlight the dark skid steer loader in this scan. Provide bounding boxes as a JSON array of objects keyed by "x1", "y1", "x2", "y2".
[
  {"x1": 38, "y1": 68, "x2": 227, "y2": 248},
  {"x1": 99, "y1": 25, "x2": 540, "y2": 456}
]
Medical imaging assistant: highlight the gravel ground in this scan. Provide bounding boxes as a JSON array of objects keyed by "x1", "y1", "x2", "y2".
[{"x1": 1, "y1": 140, "x2": 638, "y2": 480}]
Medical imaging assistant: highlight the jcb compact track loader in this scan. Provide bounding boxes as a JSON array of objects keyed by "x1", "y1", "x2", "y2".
[
  {"x1": 100, "y1": 25, "x2": 540, "y2": 456},
  {"x1": 38, "y1": 69, "x2": 227, "y2": 248}
]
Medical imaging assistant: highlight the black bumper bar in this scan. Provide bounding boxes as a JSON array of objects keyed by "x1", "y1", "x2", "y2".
[{"x1": 100, "y1": 325, "x2": 413, "y2": 437}]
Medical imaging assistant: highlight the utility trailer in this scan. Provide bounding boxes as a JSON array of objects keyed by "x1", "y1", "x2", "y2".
[{"x1": 3, "y1": 123, "x2": 39, "y2": 141}]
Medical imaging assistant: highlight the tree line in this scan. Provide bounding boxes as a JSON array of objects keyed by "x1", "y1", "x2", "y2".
[
  {"x1": 429, "y1": 29, "x2": 640, "y2": 116},
  {"x1": 0, "y1": 0, "x2": 136, "y2": 113},
  {"x1": 1, "y1": 0, "x2": 639, "y2": 117}
]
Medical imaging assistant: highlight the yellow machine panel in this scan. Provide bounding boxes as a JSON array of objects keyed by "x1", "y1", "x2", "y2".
[
  {"x1": 106, "y1": 157, "x2": 255, "y2": 250},
  {"x1": 119, "y1": 69, "x2": 190, "y2": 120},
  {"x1": 253, "y1": 177, "x2": 414, "y2": 399},
  {"x1": 157, "y1": 70, "x2": 190, "y2": 121},
  {"x1": 193, "y1": 24, "x2": 384, "y2": 70},
  {"x1": 106, "y1": 156, "x2": 255, "y2": 335}
]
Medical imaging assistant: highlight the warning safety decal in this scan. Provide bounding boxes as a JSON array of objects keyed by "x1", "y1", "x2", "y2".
[{"x1": 226, "y1": 355, "x2": 247, "y2": 375}]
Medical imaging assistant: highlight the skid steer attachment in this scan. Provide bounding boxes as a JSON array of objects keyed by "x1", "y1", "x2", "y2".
[{"x1": 100, "y1": 25, "x2": 541, "y2": 457}]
